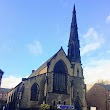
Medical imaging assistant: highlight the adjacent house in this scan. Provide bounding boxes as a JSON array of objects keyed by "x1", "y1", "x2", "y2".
[
  {"x1": 0, "y1": 88, "x2": 10, "y2": 110},
  {"x1": 0, "y1": 69, "x2": 10, "y2": 110},
  {"x1": 86, "y1": 83, "x2": 110, "y2": 110}
]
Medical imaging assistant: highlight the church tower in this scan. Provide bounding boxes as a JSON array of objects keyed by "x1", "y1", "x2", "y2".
[
  {"x1": 68, "y1": 5, "x2": 87, "y2": 110},
  {"x1": 68, "y1": 5, "x2": 81, "y2": 63}
]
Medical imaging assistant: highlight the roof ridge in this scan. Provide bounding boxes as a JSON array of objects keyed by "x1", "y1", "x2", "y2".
[{"x1": 28, "y1": 47, "x2": 67, "y2": 78}]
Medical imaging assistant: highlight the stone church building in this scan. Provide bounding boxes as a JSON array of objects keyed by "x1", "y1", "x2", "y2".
[{"x1": 7, "y1": 5, "x2": 87, "y2": 110}]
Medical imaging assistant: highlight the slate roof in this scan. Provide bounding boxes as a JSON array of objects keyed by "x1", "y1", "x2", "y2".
[
  {"x1": 99, "y1": 83, "x2": 110, "y2": 91},
  {"x1": 0, "y1": 88, "x2": 10, "y2": 92},
  {"x1": 29, "y1": 47, "x2": 66, "y2": 78},
  {"x1": 29, "y1": 55, "x2": 55, "y2": 78}
]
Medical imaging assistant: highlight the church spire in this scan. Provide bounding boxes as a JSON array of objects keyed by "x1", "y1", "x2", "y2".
[{"x1": 68, "y1": 5, "x2": 81, "y2": 63}]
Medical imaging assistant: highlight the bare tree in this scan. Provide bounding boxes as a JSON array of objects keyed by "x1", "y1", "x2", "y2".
[{"x1": 97, "y1": 80, "x2": 110, "y2": 85}]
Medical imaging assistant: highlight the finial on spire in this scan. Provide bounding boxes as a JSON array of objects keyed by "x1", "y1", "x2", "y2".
[
  {"x1": 73, "y1": 4, "x2": 76, "y2": 13},
  {"x1": 60, "y1": 46, "x2": 63, "y2": 49}
]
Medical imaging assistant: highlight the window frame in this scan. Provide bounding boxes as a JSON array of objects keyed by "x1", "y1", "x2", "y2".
[
  {"x1": 30, "y1": 83, "x2": 39, "y2": 101},
  {"x1": 53, "y1": 60, "x2": 68, "y2": 94}
]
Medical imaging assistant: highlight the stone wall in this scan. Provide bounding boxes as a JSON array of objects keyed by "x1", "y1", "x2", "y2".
[
  {"x1": 7, "y1": 49, "x2": 87, "y2": 110},
  {"x1": 21, "y1": 74, "x2": 46, "y2": 109}
]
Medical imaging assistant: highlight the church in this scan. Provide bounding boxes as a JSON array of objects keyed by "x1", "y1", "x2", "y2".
[{"x1": 7, "y1": 5, "x2": 87, "y2": 110}]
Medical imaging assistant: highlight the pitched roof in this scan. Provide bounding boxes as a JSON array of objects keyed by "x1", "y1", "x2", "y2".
[
  {"x1": 29, "y1": 54, "x2": 55, "y2": 78},
  {"x1": 29, "y1": 47, "x2": 66, "y2": 78},
  {"x1": 0, "y1": 88, "x2": 10, "y2": 92},
  {"x1": 98, "y1": 83, "x2": 110, "y2": 91}
]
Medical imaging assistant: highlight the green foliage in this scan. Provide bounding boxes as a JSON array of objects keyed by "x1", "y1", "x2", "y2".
[{"x1": 40, "y1": 104, "x2": 50, "y2": 110}]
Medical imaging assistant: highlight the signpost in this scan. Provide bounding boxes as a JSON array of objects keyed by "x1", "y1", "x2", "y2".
[{"x1": 57, "y1": 104, "x2": 74, "y2": 109}]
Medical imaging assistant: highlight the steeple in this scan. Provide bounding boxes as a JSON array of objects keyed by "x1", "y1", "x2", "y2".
[{"x1": 68, "y1": 5, "x2": 81, "y2": 63}]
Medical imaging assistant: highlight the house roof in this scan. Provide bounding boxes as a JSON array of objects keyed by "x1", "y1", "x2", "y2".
[
  {"x1": 98, "y1": 83, "x2": 110, "y2": 91},
  {"x1": 29, "y1": 47, "x2": 66, "y2": 78},
  {"x1": 0, "y1": 88, "x2": 10, "y2": 92}
]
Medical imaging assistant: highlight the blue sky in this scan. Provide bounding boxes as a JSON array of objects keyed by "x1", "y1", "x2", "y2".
[{"x1": 0, "y1": 0, "x2": 110, "y2": 88}]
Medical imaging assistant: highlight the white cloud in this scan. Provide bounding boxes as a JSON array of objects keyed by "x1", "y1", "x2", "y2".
[
  {"x1": 1, "y1": 76, "x2": 21, "y2": 88},
  {"x1": 81, "y1": 42, "x2": 100, "y2": 55},
  {"x1": 28, "y1": 40, "x2": 42, "y2": 55},
  {"x1": 81, "y1": 28, "x2": 104, "y2": 55},
  {"x1": 84, "y1": 59, "x2": 110, "y2": 84},
  {"x1": 106, "y1": 15, "x2": 110, "y2": 24}
]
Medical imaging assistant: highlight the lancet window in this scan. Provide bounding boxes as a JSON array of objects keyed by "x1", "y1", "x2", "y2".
[
  {"x1": 30, "y1": 83, "x2": 39, "y2": 101},
  {"x1": 53, "y1": 60, "x2": 68, "y2": 93}
]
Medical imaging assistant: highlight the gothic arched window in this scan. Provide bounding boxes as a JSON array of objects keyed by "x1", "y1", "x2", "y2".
[
  {"x1": 53, "y1": 60, "x2": 68, "y2": 93},
  {"x1": 30, "y1": 83, "x2": 39, "y2": 101}
]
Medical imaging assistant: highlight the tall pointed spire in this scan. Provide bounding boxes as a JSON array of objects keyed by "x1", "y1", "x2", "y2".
[{"x1": 68, "y1": 4, "x2": 81, "y2": 63}]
